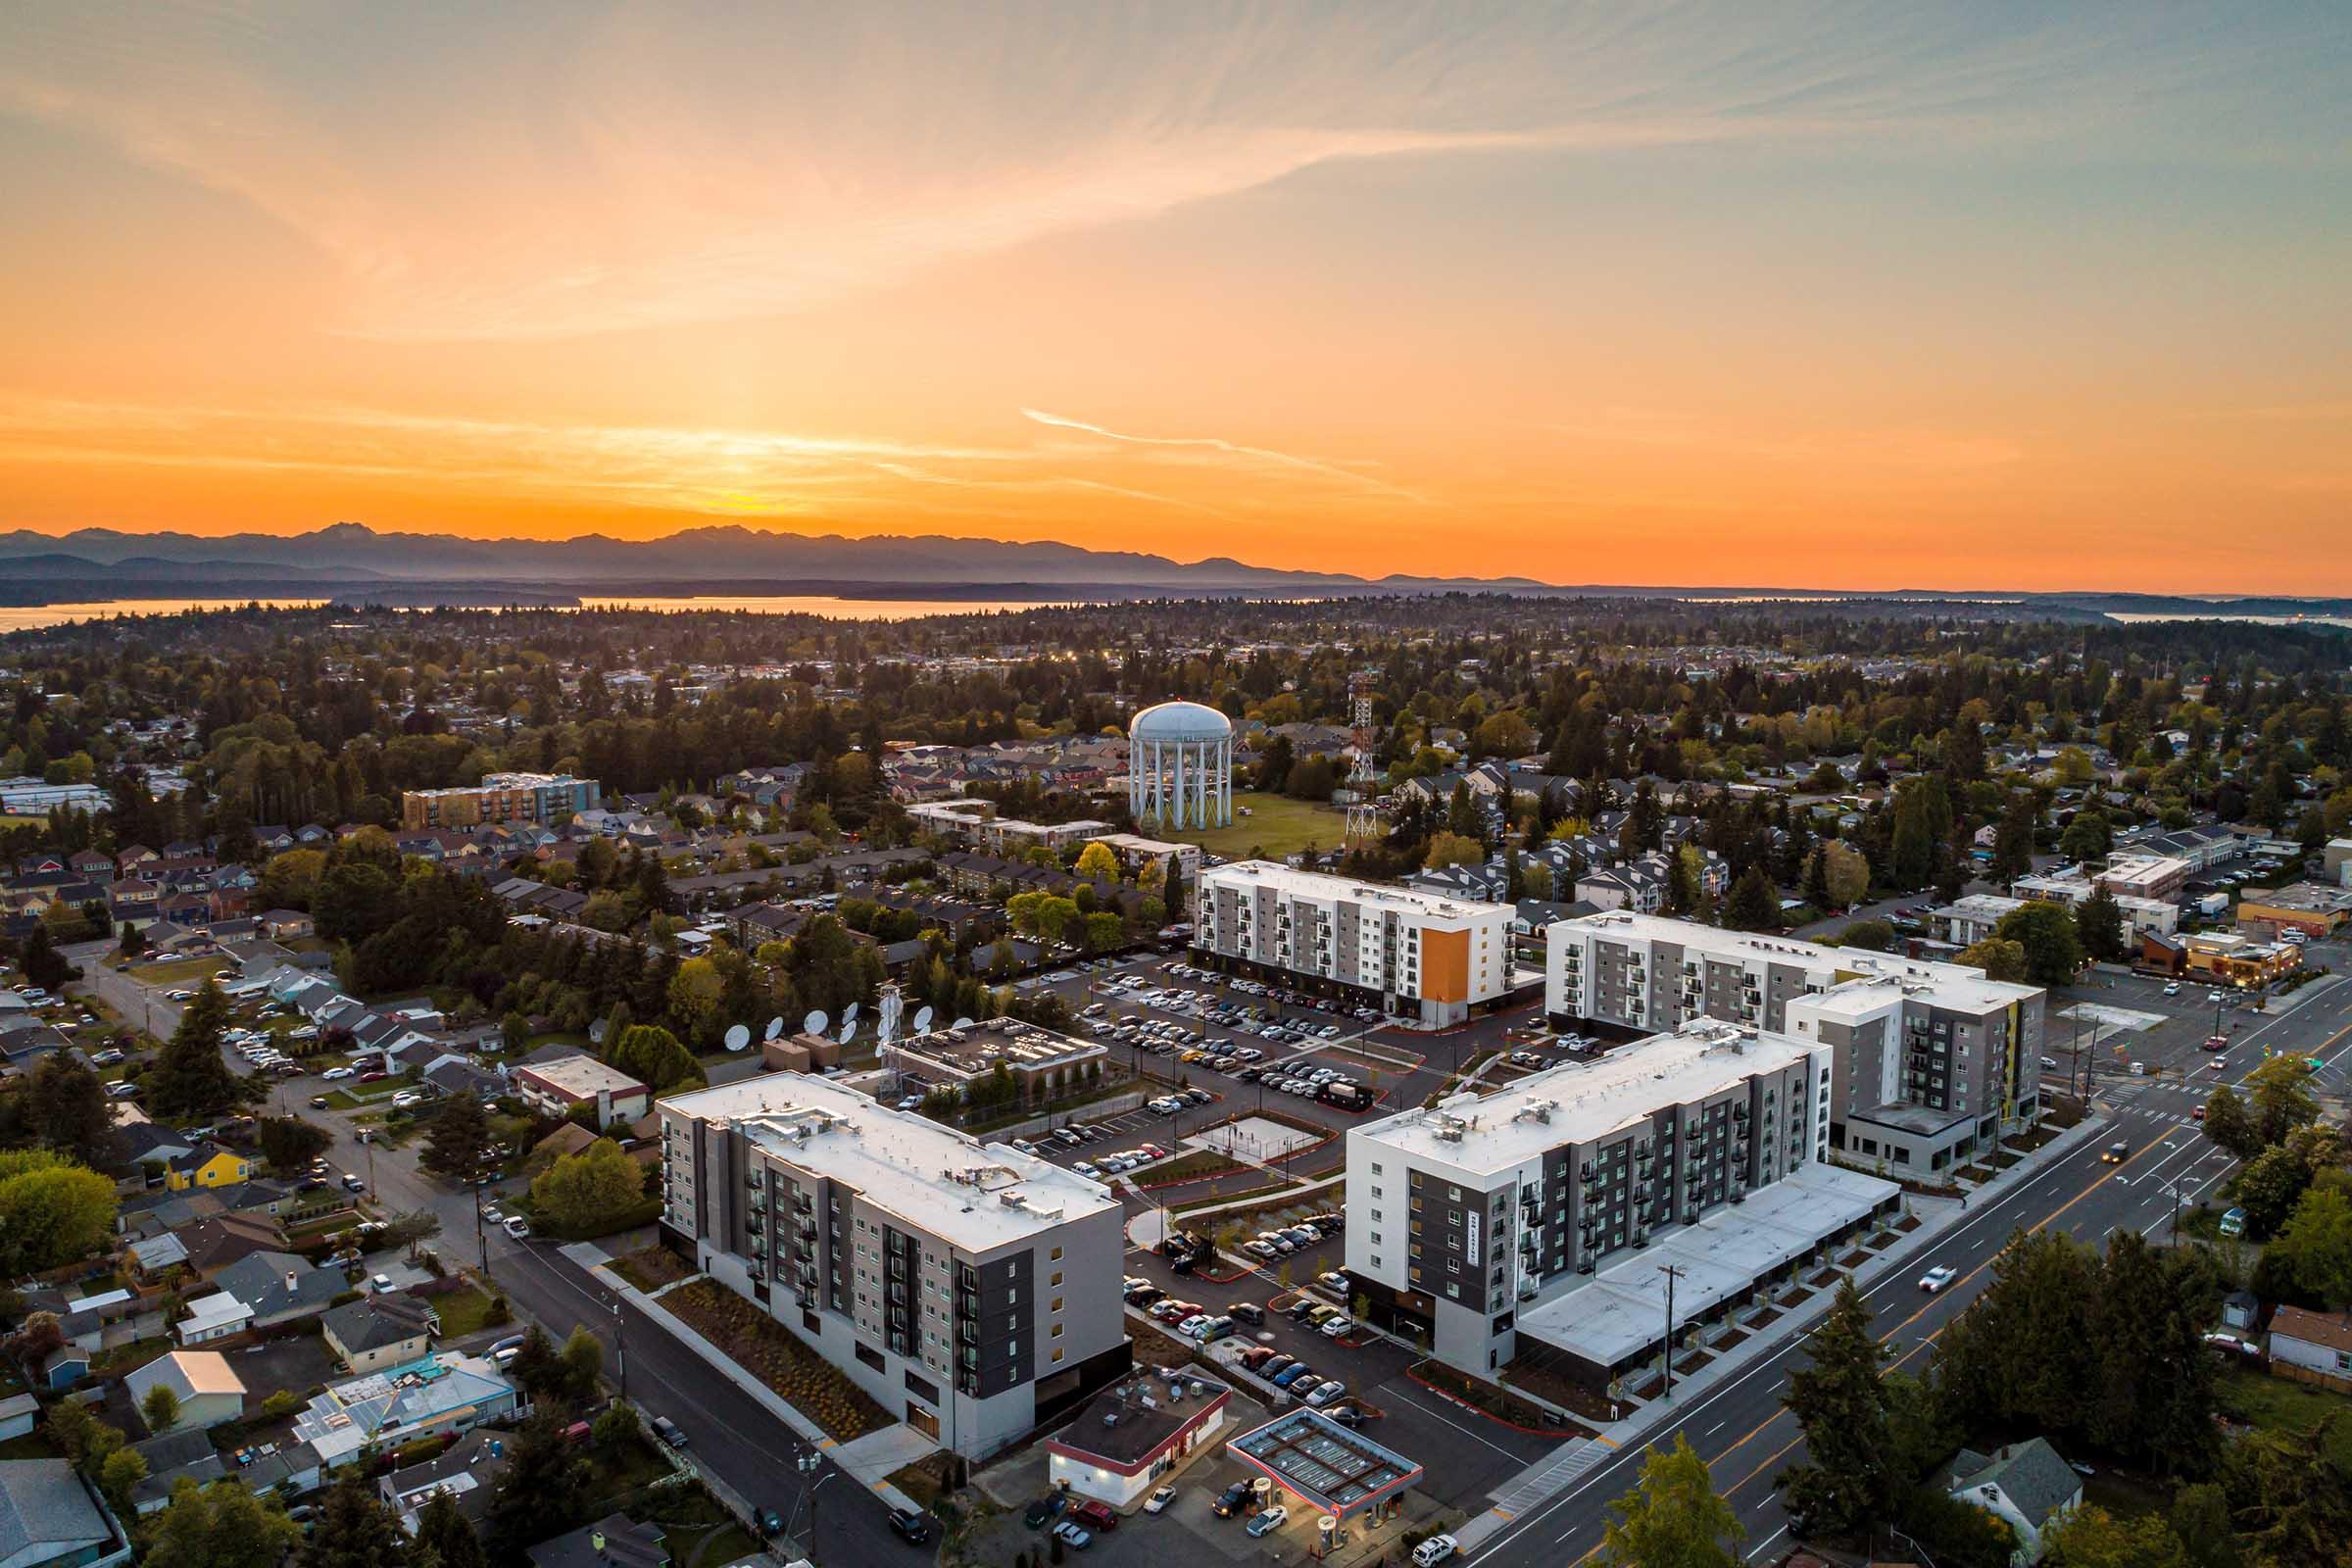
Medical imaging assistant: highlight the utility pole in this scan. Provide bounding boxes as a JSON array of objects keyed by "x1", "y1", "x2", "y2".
[
  {"x1": 472, "y1": 1180, "x2": 487, "y2": 1271},
  {"x1": 612, "y1": 1299, "x2": 627, "y2": 1399},
  {"x1": 1658, "y1": 1263, "x2": 1686, "y2": 1400}
]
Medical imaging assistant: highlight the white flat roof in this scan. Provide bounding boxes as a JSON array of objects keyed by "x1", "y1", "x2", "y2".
[
  {"x1": 1351, "y1": 1021, "x2": 1816, "y2": 1177},
  {"x1": 662, "y1": 1072, "x2": 1119, "y2": 1248},
  {"x1": 1516, "y1": 1162, "x2": 1898, "y2": 1366},
  {"x1": 1556, "y1": 910, "x2": 2039, "y2": 1013},
  {"x1": 1206, "y1": 860, "x2": 1511, "y2": 924}
]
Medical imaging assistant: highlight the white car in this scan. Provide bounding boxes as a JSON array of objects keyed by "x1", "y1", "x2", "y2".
[
  {"x1": 1318, "y1": 1315, "x2": 1353, "y2": 1339},
  {"x1": 2163, "y1": 981, "x2": 2181, "y2": 996},
  {"x1": 391, "y1": 1091, "x2": 423, "y2": 1109},
  {"x1": 482, "y1": 1205, "x2": 505, "y2": 1224},
  {"x1": 1919, "y1": 1265, "x2": 1959, "y2": 1294},
  {"x1": 1245, "y1": 1506, "x2": 1290, "y2": 1539},
  {"x1": 1412, "y1": 1535, "x2": 1460, "y2": 1568},
  {"x1": 1144, "y1": 1486, "x2": 1177, "y2": 1515},
  {"x1": 503, "y1": 1216, "x2": 531, "y2": 1239},
  {"x1": 321, "y1": 1067, "x2": 355, "y2": 1080},
  {"x1": 1072, "y1": 1161, "x2": 1101, "y2": 1179}
]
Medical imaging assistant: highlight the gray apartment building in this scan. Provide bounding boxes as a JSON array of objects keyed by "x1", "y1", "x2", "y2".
[
  {"x1": 1544, "y1": 912, "x2": 2044, "y2": 1175},
  {"x1": 1343, "y1": 1020, "x2": 1889, "y2": 1376},
  {"x1": 658, "y1": 1074, "x2": 1131, "y2": 1458}
]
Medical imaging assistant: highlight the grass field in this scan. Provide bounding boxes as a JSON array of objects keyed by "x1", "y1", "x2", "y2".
[
  {"x1": 2219, "y1": 1365, "x2": 2352, "y2": 1468},
  {"x1": 129, "y1": 956, "x2": 229, "y2": 987},
  {"x1": 1169, "y1": 789, "x2": 1348, "y2": 859}
]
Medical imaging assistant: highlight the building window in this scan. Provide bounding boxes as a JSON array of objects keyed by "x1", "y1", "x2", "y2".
[
  {"x1": 1052, "y1": 1348, "x2": 1064, "y2": 1364},
  {"x1": 1050, "y1": 1272, "x2": 1062, "y2": 1287},
  {"x1": 1050, "y1": 1246, "x2": 1062, "y2": 1261},
  {"x1": 1051, "y1": 1297, "x2": 1063, "y2": 1313},
  {"x1": 1052, "y1": 1323, "x2": 1064, "y2": 1339}
]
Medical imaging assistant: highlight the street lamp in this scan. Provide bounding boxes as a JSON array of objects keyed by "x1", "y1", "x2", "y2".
[{"x1": 789, "y1": 1450, "x2": 833, "y2": 1563}]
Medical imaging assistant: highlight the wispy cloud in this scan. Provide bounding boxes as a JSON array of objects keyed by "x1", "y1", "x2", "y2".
[
  {"x1": 1020, "y1": 409, "x2": 1423, "y2": 500},
  {"x1": 8, "y1": 2, "x2": 2330, "y2": 341}
]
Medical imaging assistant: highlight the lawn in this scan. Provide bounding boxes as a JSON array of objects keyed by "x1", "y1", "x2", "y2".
[
  {"x1": 661, "y1": 1280, "x2": 890, "y2": 1441},
  {"x1": 129, "y1": 956, "x2": 229, "y2": 987},
  {"x1": 2218, "y1": 1365, "x2": 2352, "y2": 1469},
  {"x1": 1167, "y1": 789, "x2": 1348, "y2": 860},
  {"x1": 611, "y1": 1244, "x2": 696, "y2": 1295},
  {"x1": 431, "y1": 1283, "x2": 503, "y2": 1339}
]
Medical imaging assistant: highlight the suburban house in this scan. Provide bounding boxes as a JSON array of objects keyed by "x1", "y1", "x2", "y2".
[
  {"x1": 378, "y1": 1428, "x2": 510, "y2": 1533},
  {"x1": 294, "y1": 1352, "x2": 521, "y2": 1465},
  {"x1": 163, "y1": 1145, "x2": 256, "y2": 1192},
  {"x1": 527, "y1": 1515, "x2": 669, "y2": 1568},
  {"x1": 2266, "y1": 1305, "x2": 2352, "y2": 1394},
  {"x1": 322, "y1": 1295, "x2": 438, "y2": 1376},
  {"x1": 125, "y1": 1350, "x2": 247, "y2": 1434},
  {"x1": 0, "y1": 1459, "x2": 134, "y2": 1568},
  {"x1": 174, "y1": 1293, "x2": 254, "y2": 1346},
  {"x1": 209, "y1": 1251, "x2": 346, "y2": 1329},
  {"x1": 1940, "y1": 1438, "x2": 2082, "y2": 1566}
]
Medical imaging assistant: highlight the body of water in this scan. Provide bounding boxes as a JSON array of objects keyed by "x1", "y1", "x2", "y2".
[
  {"x1": 572, "y1": 594, "x2": 1081, "y2": 619},
  {"x1": 0, "y1": 598, "x2": 328, "y2": 632},
  {"x1": 2107, "y1": 611, "x2": 2352, "y2": 630}
]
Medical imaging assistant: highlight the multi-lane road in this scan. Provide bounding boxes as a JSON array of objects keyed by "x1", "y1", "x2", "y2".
[{"x1": 1468, "y1": 952, "x2": 2352, "y2": 1567}]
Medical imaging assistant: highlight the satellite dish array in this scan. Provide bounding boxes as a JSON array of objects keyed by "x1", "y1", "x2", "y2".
[{"x1": 723, "y1": 1023, "x2": 751, "y2": 1053}]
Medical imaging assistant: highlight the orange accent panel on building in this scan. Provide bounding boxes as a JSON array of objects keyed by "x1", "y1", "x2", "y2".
[{"x1": 1420, "y1": 927, "x2": 1470, "y2": 1003}]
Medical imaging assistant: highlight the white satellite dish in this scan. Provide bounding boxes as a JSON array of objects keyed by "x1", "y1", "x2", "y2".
[
  {"x1": 911, "y1": 1006, "x2": 935, "y2": 1035},
  {"x1": 842, "y1": 1002, "x2": 860, "y2": 1029},
  {"x1": 835, "y1": 1013, "x2": 857, "y2": 1046},
  {"x1": 804, "y1": 1009, "x2": 829, "y2": 1037},
  {"x1": 952, "y1": 1016, "x2": 975, "y2": 1031},
  {"x1": 763, "y1": 1015, "x2": 784, "y2": 1042},
  {"x1": 723, "y1": 1023, "x2": 751, "y2": 1053}
]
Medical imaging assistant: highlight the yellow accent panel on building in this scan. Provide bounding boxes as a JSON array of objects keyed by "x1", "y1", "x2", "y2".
[{"x1": 1421, "y1": 928, "x2": 1471, "y2": 1004}]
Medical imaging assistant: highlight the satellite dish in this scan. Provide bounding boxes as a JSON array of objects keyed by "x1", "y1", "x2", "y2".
[
  {"x1": 723, "y1": 1023, "x2": 751, "y2": 1053},
  {"x1": 952, "y1": 1016, "x2": 975, "y2": 1031},
  {"x1": 842, "y1": 1002, "x2": 860, "y2": 1029},
  {"x1": 835, "y1": 1014, "x2": 857, "y2": 1046},
  {"x1": 588, "y1": 1019, "x2": 608, "y2": 1045},
  {"x1": 911, "y1": 1006, "x2": 935, "y2": 1035},
  {"x1": 763, "y1": 1015, "x2": 784, "y2": 1042},
  {"x1": 803, "y1": 1009, "x2": 829, "y2": 1037}
]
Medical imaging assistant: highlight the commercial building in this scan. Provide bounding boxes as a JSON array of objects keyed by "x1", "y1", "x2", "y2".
[
  {"x1": 399, "y1": 772, "x2": 599, "y2": 832},
  {"x1": 512, "y1": 1054, "x2": 651, "y2": 1130},
  {"x1": 2184, "y1": 931, "x2": 2303, "y2": 987},
  {"x1": 1087, "y1": 832, "x2": 1203, "y2": 887},
  {"x1": 1929, "y1": 893, "x2": 2026, "y2": 947},
  {"x1": 1197, "y1": 861, "x2": 1514, "y2": 1027},
  {"x1": 0, "y1": 778, "x2": 111, "y2": 815},
  {"x1": 294, "y1": 1352, "x2": 520, "y2": 1465},
  {"x1": 2235, "y1": 882, "x2": 2352, "y2": 939},
  {"x1": 658, "y1": 1072, "x2": 1130, "y2": 1458},
  {"x1": 2326, "y1": 838, "x2": 2352, "y2": 889},
  {"x1": 1544, "y1": 911, "x2": 2044, "y2": 1174},
  {"x1": 1046, "y1": 1369, "x2": 1233, "y2": 1507},
  {"x1": 2014, "y1": 853, "x2": 2188, "y2": 910},
  {"x1": 1343, "y1": 1019, "x2": 1895, "y2": 1375},
  {"x1": 2007, "y1": 869, "x2": 2179, "y2": 937},
  {"x1": 906, "y1": 800, "x2": 1114, "y2": 855},
  {"x1": 880, "y1": 1018, "x2": 1107, "y2": 1102}
]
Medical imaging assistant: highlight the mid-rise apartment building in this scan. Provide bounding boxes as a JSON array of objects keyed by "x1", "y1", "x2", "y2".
[
  {"x1": 1195, "y1": 861, "x2": 1513, "y2": 1026},
  {"x1": 399, "y1": 772, "x2": 599, "y2": 832},
  {"x1": 2014, "y1": 853, "x2": 2189, "y2": 908},
  {"x1": 657, "y1": 1074, "x2": 1129, "y2": 1458},
  {"x1": 1344, "y1": 1021, "x2": 1853, "y2": 1373},
  {"x1": 1544, "y1": 911, "x2": 2043, "y2": 1173}
]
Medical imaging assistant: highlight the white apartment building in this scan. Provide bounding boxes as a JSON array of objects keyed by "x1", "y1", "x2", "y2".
[
  {"x1": 658, "y1": 1073, "x2": 1130, "y2": 1458},
  {"x1": 1195, "y1": 861, "x2": 1514, "y2": 1026},
  {"x1": 1343, "y1": 1020, "x2": 1896, "y2": 1378},
  {"x1": 1544, "y1": 911, "x2": 2044, "y2": 1174}
]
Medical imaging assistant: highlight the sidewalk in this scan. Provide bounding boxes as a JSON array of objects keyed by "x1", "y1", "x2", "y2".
[
  {"x1": 564, "y1": 1241, "x2": 927, "y2": 1514},
  {"x1": 1449, "y1": 1108, "x2": 2113, "y2": 1552}
]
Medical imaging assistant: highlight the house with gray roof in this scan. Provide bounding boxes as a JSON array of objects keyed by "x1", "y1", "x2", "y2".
[
  {"x1": 1940, "y1": 1437, "x2": 2082, "y2": 1565},
  {"x1": 0, "y1": 1458, "x2": 134, "y2": 1567},
  {"x1": 210, "y1": 1251, "x2": 347, "y2": 1328}
]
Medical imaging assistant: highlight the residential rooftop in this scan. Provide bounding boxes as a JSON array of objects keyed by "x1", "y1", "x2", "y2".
[
  {"x1": 1204, "y1": 859, "x2": 1511, "y2": 923},
  {"x1": 1350, "y1": 1019, "x2": 1817, "y2": 1176},
  {"x1": 662, "y1": 1072, "x2": 1120, "y2": 1247},
  {"x1": 1555, "y1": 909, "x2": 2041, "y2": 1012}
]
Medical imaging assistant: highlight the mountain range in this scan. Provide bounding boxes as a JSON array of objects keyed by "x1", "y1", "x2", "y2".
[{"x1": 2, "y1": 524, "x2": 2350, "y2": 619}]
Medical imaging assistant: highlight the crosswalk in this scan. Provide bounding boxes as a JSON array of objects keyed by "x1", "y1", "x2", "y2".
[{"x1": 1488, "y1": 1438, "x2": 1604, "y2": 1515}]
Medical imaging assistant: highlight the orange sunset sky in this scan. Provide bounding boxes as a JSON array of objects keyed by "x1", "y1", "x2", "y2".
[{"x1": 2, "y1": 3, "x2": 2348, "y2": 592}]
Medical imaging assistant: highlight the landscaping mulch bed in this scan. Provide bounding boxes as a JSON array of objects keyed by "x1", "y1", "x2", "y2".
[
  {"x1": 1838, "y1": 1250, "x2": 1870, "y2": 1267},
  {"x1": 1895, "y1": 1212, "x2": 1923, "y2": 1231},
  {"x1": 1747, "y1": 1306, "x2": 1784, "y2": 1329},
  {"x1": 1807, "y1": 1268, "x2": 1840, "y2": 1288},
  {"x1": 1411, "y1": 1359, "x2": 1591, "y2": 1435},
  {"x1": 1674, "y1": 1350, "x2": 1714, "y2": 1374},
  {"x1": 1710, "y1": 1328, "x2": 1749, "y2": 1351},
  {"x1": 1775, "y1": 1289, "x2": 1809, "y2": 1308},
  {"x1": 1500, "y1": 1361, "x2": 1627, "y2": 1425},
  {"x1": 661, "y1": 1281, "x2": 889, "y2": 1441},
  {"x1": 1632, "y1": 1374, "x2": 1666, "y2": 1400},
  {"x1": 1989, "y1": 1152, "x2": 2024, "y2": 1169},
  {"x1": 887, "y1": 1451, "x2": 959, "y2": 1510},
  {"x1": 612, "y1": 1244, "x2": 696, "y2": 1294}
]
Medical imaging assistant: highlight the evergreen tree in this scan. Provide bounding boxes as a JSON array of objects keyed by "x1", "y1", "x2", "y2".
[
  {"x1": 301, "y1": 1475, "x2": 411, "y2": 1568},
  {"x1": 143, "y1": 978, "x2": 246, "y2": 1120},
  {"x1": 1724, "y1": 866, "x2": 1782, "y2": 931},
  {"x1": 485, "y1": 1411, "x2": 585, "y2": 1564},
  {"x1": 1777, "y1": 1279, "x2": 1896, "y2": 1537},
  {"x1": 2201, "y1": 1086, "x2": 2260, "y2": 1161},
  {"x1": 2075, "y1": 886, "x2": 2127, "y2": 962},
  {"x1": 415, "y1": 1491, "x2": 487, "y2": 1568},
  {"x1": 420, "y1": 1091, "x2": 496, "y2": 1182},
  {"x1": 1990, "y1": 792, "x2": 2036, "y2": 886},
  {"x1": 1991, "y1": 901, "x2": 2084, "y2": 986},
  {"x1": 144, "y1": 1478, "x2": 302, "y2": 1568},
  {"x1": 18, "y1": 923, "x2": 73, "y2": 992}
]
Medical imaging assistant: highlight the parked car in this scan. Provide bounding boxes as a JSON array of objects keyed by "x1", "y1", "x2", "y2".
[
  {"x1": 1024, "y1": 1495, "x2": 1068, "y2": 1528},
  {"x1": 651, "y1": 1414, "x2": 688, "y2": 1447},
  {"x1": 1413, "y1": 1534, "x2": 1461, "y2": 1566},
  {"x1": 504, "y1": 1215, "x2": 532, "y2": 1239},
  {"x1": 1246, "y1": 1506, "x2": 1290, "y2": 1539},
  {"x1": 1069, "y1": 1499, "x2": 1117, "y2": 1532},
  {"x1": 1211, "y1": 1483, "x2": 1253, "y2": 1518},
  {"x1": 1144, "y1": 1486, "x2": 1177, "y2": 1515},
  {"x1": 887, "y1": 1509, "x2": 932, "y2": 1544},
  {"x1": 1051, "y1": 1521, "x2": 1093, "y2": 1550}
]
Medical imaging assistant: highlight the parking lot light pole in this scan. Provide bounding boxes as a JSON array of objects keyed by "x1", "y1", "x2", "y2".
[{"x1": 1658, "y1": 1263, "x2": 1685, "y2": 1399}]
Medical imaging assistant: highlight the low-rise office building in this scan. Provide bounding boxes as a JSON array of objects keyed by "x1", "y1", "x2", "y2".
[
  {"x1": 880, "y1": 1018, "x2": 1107, "y2": 1103},
  {"x1": 512, "y1": 1054, "x2": 651, "y2": 1130},
  {"x1": 2185, "y1": 931, "x2": 2303, "y2": 987},
  {"x1": 1544, "y1": 911, "x2": 2044, "y2": 1174},
  {"x1": 2236, "y1": 882, "x2": 2352, "y2": 939},
  {"x1": 658, "y1": 1073, "x2": 1130, "y2": 1458},
  {"x1": 1196, "y1": 861, "x2": 1514, "y2": 1026},
  {"x1": 1343, "y1": 1019, "x2": 1894, "y2": 1376}
]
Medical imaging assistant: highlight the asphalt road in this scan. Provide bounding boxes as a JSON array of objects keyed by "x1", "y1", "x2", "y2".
[{"x1": 1464, "y1": 949, "x2": 2352, "y2": 1568}]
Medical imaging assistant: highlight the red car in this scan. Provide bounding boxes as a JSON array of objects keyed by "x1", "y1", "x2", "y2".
[
  {"x1": 357, "y1": 1070, "x2": 391, "y2": 1083},
  {"x1": 1069, "y1": 1499, "x2": 1118, "y2": 1532}
]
